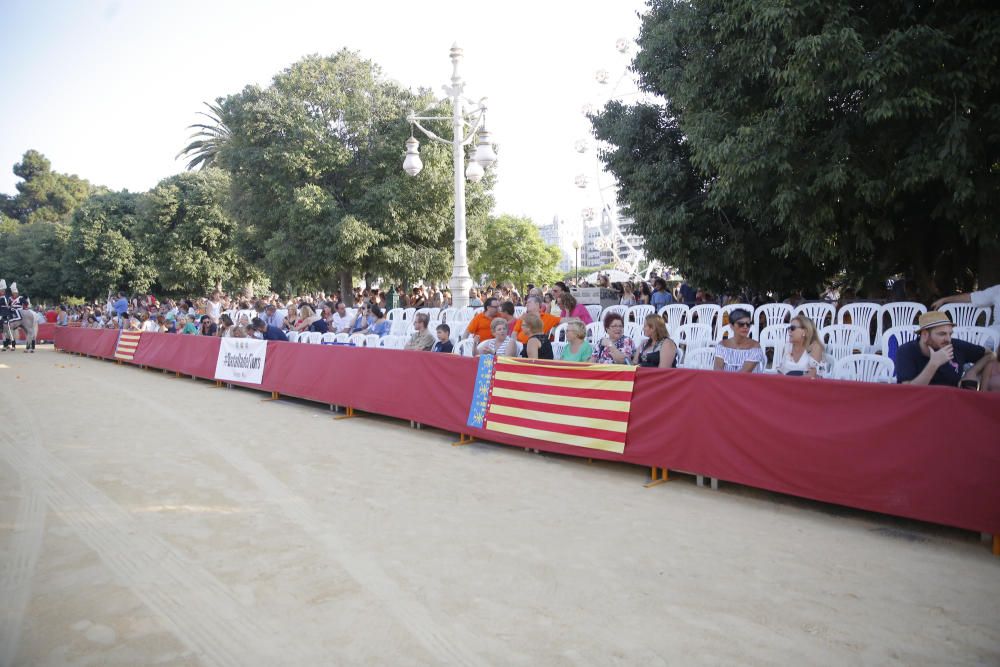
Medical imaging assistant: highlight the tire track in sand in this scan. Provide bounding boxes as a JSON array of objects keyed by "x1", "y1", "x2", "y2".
[{"x1": 0, "y1": 481, "x2": 45, "y2": 667}]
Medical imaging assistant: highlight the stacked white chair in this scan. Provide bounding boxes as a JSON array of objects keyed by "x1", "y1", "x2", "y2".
[
  {"x1": 454, "y1": 338, "x2": 476, "y2": 356},
  {"x1": 820, "y1": 324, "x2": 868, "y2": 362},
  {"x1": 659, "y1": 304, "x2": 689, "y2": 337},
  {"x1": 838, "y1": 302, "x2": 882, "y2": 353},
  {"x1": 940, "y1": 303, "x2": 990, "y2": 327},
  {"x1": 585, "y1": 305, "x2": 602, "y2": 322},
  {"x1": 755, "y1": 303, "x2": 793, "y2": 334},
  {"x1": 882, "y1": 301, "x2": 926, "y2": 331},
  {"x1": 758, "y1": 324, "x2": 789, "y2": 373},
  {"x1": 953, "y1": 326, "x2": 999, "y2": 351},
  {"x1": 627, "y1": 304, "x2": 655, "y2": 323},
  {"x1": 880, "y1": 325, "x2": 917, "y2": 359},
  {"x1": 676, "y1": 323, "x2": 712, "y2": 355},
  {"x1": 682, "y1": 347, "x2": 716, "y2": 370},
  {"x1": 285, "y1": 331, "x2": 300, "y2": 343},
  {"x1": 348, "y1": 333, "x2": 367, "y2": 347},
  {"x1": 793, "y1": 302, "x2": 835, "y2": 328},
  {"x1": 833, "y1": 354, "x2": 894, "y2": 383},
  {"x1": 689, "y1": 304, "x2": 721, "y2": 339}
]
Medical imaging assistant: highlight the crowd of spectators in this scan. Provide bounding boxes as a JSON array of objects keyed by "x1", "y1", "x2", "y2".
[{"x1": 44, "y1": 273, "x2": 999, "y2": 391}]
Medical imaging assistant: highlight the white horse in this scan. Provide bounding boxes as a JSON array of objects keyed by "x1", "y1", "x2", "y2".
[{"x1": 2, "y1": 309, "x2": 37, "y2": 352}]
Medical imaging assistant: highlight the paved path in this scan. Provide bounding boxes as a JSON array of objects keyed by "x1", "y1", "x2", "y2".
[{"x1": 1, "y1": 347, "x2": 997, "y2": 665}]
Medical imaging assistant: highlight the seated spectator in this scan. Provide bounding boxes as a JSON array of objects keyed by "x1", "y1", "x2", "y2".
[
  {"x1": 404, "y1": 312, "x2": 434, "y2": 351},
  {"x1": 896, "y1": 311, "x2": 996, "y2": 389},
  {"x1": 498, "y1": 301, "x2": 516, "y2": 332},
  {"x1": 56, "y1": 306, "x2": 70, "y2": 326},
  {"x1": 432, "y1": 324, "x2": 453, "y2": 353},
  {"x1": 294, "y1": 305, "x2": 324, "y2": 333},
  {"x1": 777, "y1": 315, "x2": 824, "y2": 377},
  {"x1": 141, "y1": 313, "x2": 159, "y2": 333},
  {"x1": 178, "y1": 315, "x2": 199, "y2": 335},
  {"x1": 476, "y1": 317, "x2": 518, "y2": 357},
  {"x1": 465, "y1": 298, "x2": 500, "y2": 341},
  {"x1": 283, "y1": 303, "x2": 299, "y2": 330},
  {"x1": 350, "y1": 304, "x2": 373, "y2": 333},
  {"x1": 558, "y1": 292, "x2": 593, "y2": 325},
  {"x1": 593, "y1": 312, "x2": 634, "y2": 364},
  {"x1": 521, "y1": 313, "x2": 554, "y2": 360},
  {"x1": 713, "y1": 308, "x2": 765, "y2": 372},
  {"x1": 468, "y1": 288, "x2": 483, "y2": 308},
  {"x1": 251, "y1": 317, "x2": 288, "y2": 342},
  {"x1": 633, "y1": 314, "x2": 678, "y2": 368},
  {"x1": 198, "y1": 315, "x2": 218, "y2": 336},
  {"x1": 513, "y1": 296, "x2": 559, "y2": 344},
  {"x1": 265, "y1": 304, "x2": 285, "y2": 331},
  {"x1": 330, "y1": 302, "x2": 352, "y2": 333},
  {"x1": 126, "y1": 314, "x2": 142, "y2": 332},
  {"x1": 369, "y1": 306, "x2": 391, "y2": 337},
  {"x1": 217, "y1": 314, "x2": 235, "y2": 337},
  {"x1": 560, "y1": 319, "x2": 593, "y2": 362},
  {"x1": 650, "y1": 278, "x2": 673, "y2": 310}
]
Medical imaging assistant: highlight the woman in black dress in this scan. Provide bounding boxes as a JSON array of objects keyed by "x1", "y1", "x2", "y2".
[{"x1": 520, "y1": 313, "x2": 553, "y2": 360}]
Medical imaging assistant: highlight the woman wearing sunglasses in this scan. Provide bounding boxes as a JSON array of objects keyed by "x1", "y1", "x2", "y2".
[
  {"x1": 713, "y1": 308, "x2": 766, "y2": 373},
  {"x1": 777, "y1": 315, "x2": 824, "y2": 377}
]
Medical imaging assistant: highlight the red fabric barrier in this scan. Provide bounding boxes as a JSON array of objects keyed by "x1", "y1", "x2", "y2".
[
  {"x1": 16, "y1": 322, "x2": 56, "y2": 341},
  {"x1": 54, "y1": 329, "x2": 1000, "y2": 535}
]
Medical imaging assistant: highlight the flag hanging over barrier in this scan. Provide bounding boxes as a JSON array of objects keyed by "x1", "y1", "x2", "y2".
[
  {"x1": 113, "y1": 331, "x2": 143, "y2": 361},
  {"x1": 469, "y1": 356, "x2": 638, "y2": 454}
]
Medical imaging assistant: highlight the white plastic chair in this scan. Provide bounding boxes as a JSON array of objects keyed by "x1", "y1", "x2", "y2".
[
  {"x1": 880, "y1": 325, "x2": 917, "y2": 360},
  {"x1": 755, "y1": 303, "x2": 793, "y2": 333},
  {"x1": 820, "y1": 324, "x2": 868, "y2": 362},
  {"x1": 348, "y1": 333, "x2": 367, "y2": 347},
  {"x1": 551, "y1": 341, "x2": 568, "y2": 359},
  {"x1": 837, "y1": 302, "x2": 882, "y2": 353},
  {"x1": 688, "y1": 304, "x2": 721, "y2": 335},
  {"x1": 624, "y1": 322, "x2": 643, "y2": 343},
  {"x1": 758, "y1": 324, "x2": 789, "y2": 373},
  {"x1": 659, "y1": 304, "x2": 689, "y2": 337},
  {"x1": 953, "y1": 326, "x2": 999, "y2": 351},
  {"x1": 439, "y1": 308, "x2": 458, "y2": 323},
  {"x1": 302, "y1": 332, "x2": 322, "y2": 344},
  {"x1": 365, "y1": 334, "x2": 381, "y2": 348},
  {"x1": 427, "y1": 308, "x2": 441, "y2": 322},
  {"x1": 320, "y1": 332, "x2": 337, "y2": 344},
  {"x1": 585, "y1": 305, "x2": 602, "y2": 322},
  {"x1": 335, "y1": 333, "x2": 350, "y2": 343},
  {"x1": 793, "y1": 302, "x2": 836, "y2": 328},
  {"x1": 682, "y1": 347, "x2": 716, "y2": 370},
  {"x1": 940, "y1": 303, "x2": 990, "y2": 328},
  {"x1": 550, "y1": 323, "x2": 569, "y2": 342},
  {"x1": 715, "y1": 324, "x2": 734, "y2": 343},
  {"x1": 833, "y1": 354, "x2": 895, "y2": 383},
  {"x1": 390, "y1": 320, "x2": 410, "y2": 336},
  {"x1": 285, "y1": 331, "x2": 300, "y2": 343},
  {"x1": 627, "y1": 305, "x2": 655, "y2": 323},
  {"x1": 457, "y1": 306, "x2": 477, "y2": 320},
  {"x1": 882, "y1": 301, "x2": 927, "y2": 331},
  {"x1": 513, "y1": 306, "x2": 526, "y2": 318},
  {"x1": 721, "y1": 303, "x2": 755, "y2": 328},
  {"x1": 676, "y1": 323, "x2": 713, "y2": 354},
  {"x1": 601, "y1": 305, "x2": 628, "y2": 323},
  {"x1": 403, "y1": 308, "x2": 416, "y2": 321},
  {"x1": 387, "y1": 308, "x2": 405, "y2": 321},
  {"x1": 585, "y1": 321, "x2": 605, "y2": 345},
  {"x1": 454, "y1": 338, "x2": 476, "y2": 356}
]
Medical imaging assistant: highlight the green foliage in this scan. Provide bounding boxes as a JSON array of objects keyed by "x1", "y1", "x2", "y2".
[
  {"x1": 473, "y1": 215, "x2": 562, "y2": 291},
  {"x1": 62, "y1": 191, "x2": 156, "y2": 298},
  {"x1": 139, "y1": 168, "x2": 252, "y2": 295},
  {"x1": 593, "y1": 0, "x2": 1000, "y2": 298},
  {"x1": 3, "y1": 150, "x2": 93, "y2": 224},
  {"x1": 0, "y1": 220, "x2": 70, "y2": 300},
  {"x1": 177, "y1": 102, "x2": 230, "y2": 171},
  {"x1": 218, "y1": 50, "x2": 494, "y2": 291}
]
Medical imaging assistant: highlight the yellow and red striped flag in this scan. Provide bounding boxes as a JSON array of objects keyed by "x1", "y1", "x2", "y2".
[
  {"x1": 114, "y1": 331, "x2": 142, "y2": 361},
  {"x1": 483, "y1": 357, "x2": 637, "y2": 454}
]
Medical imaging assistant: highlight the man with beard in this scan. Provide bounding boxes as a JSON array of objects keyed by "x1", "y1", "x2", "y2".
[{"x1": 896, "y1": 311, "x2": 995, "y2": 389}]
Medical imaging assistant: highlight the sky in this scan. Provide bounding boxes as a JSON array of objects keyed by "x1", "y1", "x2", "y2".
[{"x1": 0, "y1": 0, "x2": 649, "y2": 243}]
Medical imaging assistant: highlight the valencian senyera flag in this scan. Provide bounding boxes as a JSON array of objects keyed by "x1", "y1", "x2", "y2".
[
  {"x1": 466, "y1": 355, "x2": 637, "y2": 454},
  {"x1": 114, "y1": 331, "x2": 143, "y2": 362}
]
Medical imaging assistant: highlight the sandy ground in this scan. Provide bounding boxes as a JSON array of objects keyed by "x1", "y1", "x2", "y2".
[{"x1": 0, "y1": 346, "x2": 997, "y2": 667}]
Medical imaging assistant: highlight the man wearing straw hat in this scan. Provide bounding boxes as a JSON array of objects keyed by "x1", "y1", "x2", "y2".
[{"x1": 896, "y1": 311, "x2": 996, "y2": 389}]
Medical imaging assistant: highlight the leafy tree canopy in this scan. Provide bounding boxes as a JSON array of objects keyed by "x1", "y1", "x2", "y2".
[
  {"x1": 593, "y1": 0, "x2": 1000, "y2": 299},
  {"x1": 473, "y1": 215, "x2": 562, "y2": 291},
  {"x1": 3, "y1": 150, "x2": 94, "y2": 225}
]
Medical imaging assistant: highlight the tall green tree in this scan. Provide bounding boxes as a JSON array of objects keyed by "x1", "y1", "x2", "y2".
[
  {"x1": 593, "y1": 0, "x2": 1000, "y2": 299},
  {"x1": 3, "y1": 150, "x2": 93, "y2": 224},
  {"x1": 177, "y1": 102, "x2": 230, "y2": 171},
  {"x1": 61, "y1": 191, "x2": 156, "y2": 298},
  {"x1": 139, "y1": 168, "x2": 258, "y2": 295},
  {"x1": 472, "y1": 215, "x2": 561, "y2": 291},
  {"x1": 217, "y1": 50, "x2": 494, "y2": 301},
  {"x1": 0, "y1": 220, "x2": 70, "y2": 300}
]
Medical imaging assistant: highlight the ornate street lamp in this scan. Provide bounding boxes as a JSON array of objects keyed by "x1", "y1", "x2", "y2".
[{"x1": 403, "y1": 44, "x2": 496, "y2": 310}]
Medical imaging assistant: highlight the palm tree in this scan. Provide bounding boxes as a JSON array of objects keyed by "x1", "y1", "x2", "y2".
[{"x1": 177, "y1": 102, "x2": 230, "y2": 170}]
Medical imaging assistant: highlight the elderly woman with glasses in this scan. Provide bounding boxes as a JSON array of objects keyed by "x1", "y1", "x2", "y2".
[
  {"x1": 713, "y1": 308, "x2": 766, "y2": 373},
  {"x1": 593, "y1": 312, "x2": 634, "y2": 364}
]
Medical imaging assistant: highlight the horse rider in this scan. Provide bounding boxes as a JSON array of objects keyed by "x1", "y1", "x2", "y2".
[{"x1": 0, "y1": 279, "x2": 16, "y2": 351}]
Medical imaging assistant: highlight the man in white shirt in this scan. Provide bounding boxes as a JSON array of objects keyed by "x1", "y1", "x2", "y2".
[
  {"x1": 330, "y1": 302, "x2": 353, "y2": 333},
  {"x1": 933, "y1": 283, "x2": 1000, "y2": 325}
]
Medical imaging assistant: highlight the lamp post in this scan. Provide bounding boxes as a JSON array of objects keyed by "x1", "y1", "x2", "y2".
[
  {"x1": 572, "y1": 240, "x2": 581, "y2": 286},
  {"x1": 403, "y1": 44, "x2": 496, "y2": 310}
]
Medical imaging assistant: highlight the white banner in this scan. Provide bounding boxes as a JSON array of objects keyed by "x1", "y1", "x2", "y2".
[{"x1": 214, "y1": 337, "x2": 268, "y2": 385}]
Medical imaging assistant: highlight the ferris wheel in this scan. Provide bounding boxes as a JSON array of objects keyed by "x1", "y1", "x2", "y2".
[{"x1": 573, "y1": 38, "x2": 663, "y2": 280}]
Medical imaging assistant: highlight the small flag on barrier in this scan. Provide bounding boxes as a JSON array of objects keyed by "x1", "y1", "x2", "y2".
[
  {"x1": 466, "y1": 356, "x2": 638, "y2": 454},
  {"x1": 114, "y1": 331, "x2": 143, "y2": 361}
]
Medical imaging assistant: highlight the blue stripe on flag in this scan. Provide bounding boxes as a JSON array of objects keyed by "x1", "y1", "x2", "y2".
[{"x1": 466, "y1": 353, "x2": 496, "y2": 428}]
